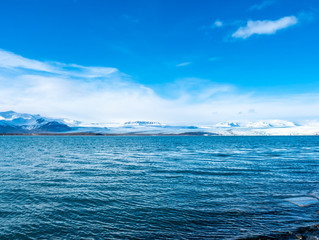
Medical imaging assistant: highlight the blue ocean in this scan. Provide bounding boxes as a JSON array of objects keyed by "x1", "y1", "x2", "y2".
[{"x1": 0, "y1": 136, "x2": 318, "y2": 239}]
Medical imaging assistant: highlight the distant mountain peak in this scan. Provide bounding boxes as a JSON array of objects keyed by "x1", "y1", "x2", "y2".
[
  {"x1": 37, "y1": 121, "x2": 72, "y2": 132},
  {"x1": 36, "y1": 118, "x2": 46, "y2": 124},
  {"x1": 0, "y1": 111, "x2": 72, "y2": 133}
]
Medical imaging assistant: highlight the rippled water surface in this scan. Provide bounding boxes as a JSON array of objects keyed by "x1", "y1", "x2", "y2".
[{"x1": 0, "y1": 136, "x2": 318, "y2": 239}]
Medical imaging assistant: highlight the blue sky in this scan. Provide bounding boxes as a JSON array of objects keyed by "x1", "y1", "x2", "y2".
[{"x1": 0, "y1": 0, "x2": 318, "y2": 123}]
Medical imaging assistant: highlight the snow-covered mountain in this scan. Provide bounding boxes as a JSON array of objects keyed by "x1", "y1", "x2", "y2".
[
  {"x1": 0, "y1": 111, "x2": 318, "y2": 135},
  {"x1": 0, "y1": 111, "x2": 72, "y2": 133}
]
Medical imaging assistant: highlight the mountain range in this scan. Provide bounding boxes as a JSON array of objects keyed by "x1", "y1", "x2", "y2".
[{"x1": 0, "y1": 111, "x2": 318, "y2": 136}]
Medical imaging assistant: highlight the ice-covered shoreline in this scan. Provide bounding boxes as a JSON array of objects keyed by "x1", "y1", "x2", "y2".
[{"x1": 1, "y1": 111, "x2": 318, "y2": 136}]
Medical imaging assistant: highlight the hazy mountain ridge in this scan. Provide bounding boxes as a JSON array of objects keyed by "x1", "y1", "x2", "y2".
[{"x1": 0, "y1": 111, "x2": 318, "y2": 135}]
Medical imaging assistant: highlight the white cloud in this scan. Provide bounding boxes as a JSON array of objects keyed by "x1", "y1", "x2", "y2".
[
  {"x1": 232, "y1": 16, "x2": 298, "y2": 39},
  {"x1": 214, "y1": 20, "x2": 223, "y2": 27},
  {"x1": 176, "y1": 62, "x2": 191, "y2": 67},
  {"x1": 0, "y1": 49, "x2": 318, "y2": 124}
]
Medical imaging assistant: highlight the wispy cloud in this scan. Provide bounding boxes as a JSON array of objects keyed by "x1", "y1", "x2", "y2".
[
  {"x1": 232, "y1": 16, "x2": 298, "y2": 39},
  {"x1": 176, "y1": 62, "x2": 191, "y2": 67},
  {"x1": 0, "y1": 49, "x2": 318, "y2": 124},
  {"x1": 248, "y1": 0, "x2": 276, "y2": 11},
  {"x1": 0, "y1": 49, "x2": 118, "y2": 78},
  {"x1": 214, "y1": 20, "x2": 223, "y2": 27},
  {"x1": 201, "y1": 19, "x2": 224, "y2": 31},
  {"x1": 298, "y1": 10, "x2": 316, "y2": 22},
  {"x1": 0, "y1": 49, "x2": 54, "y2": 72}
]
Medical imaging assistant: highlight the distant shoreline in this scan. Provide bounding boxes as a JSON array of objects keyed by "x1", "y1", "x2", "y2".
[
  {"x1": 0, "y1": 132, "x2": 216, "y2": 136},
  {"x1": 0, "y1": 132, "x2": 318, "y2": 136}
]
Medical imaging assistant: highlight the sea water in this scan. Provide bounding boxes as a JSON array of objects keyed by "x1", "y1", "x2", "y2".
[{"x1": 0, "y1": 136, "x2": 318, "y2": 239}]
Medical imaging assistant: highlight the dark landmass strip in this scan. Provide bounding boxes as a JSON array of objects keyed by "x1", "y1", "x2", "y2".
[{"x1": 0, "y1": 131, "x2": 219, "y2": 136}]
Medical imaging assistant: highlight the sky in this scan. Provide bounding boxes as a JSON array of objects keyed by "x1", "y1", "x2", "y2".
[{"x1": 0, "y1": 0, "x2": 318, "y2": 124}]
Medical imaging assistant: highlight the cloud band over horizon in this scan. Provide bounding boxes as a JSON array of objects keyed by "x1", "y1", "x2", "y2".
[{"x1": 0, "y1": 49, "x2": 318, "y2": 124}]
